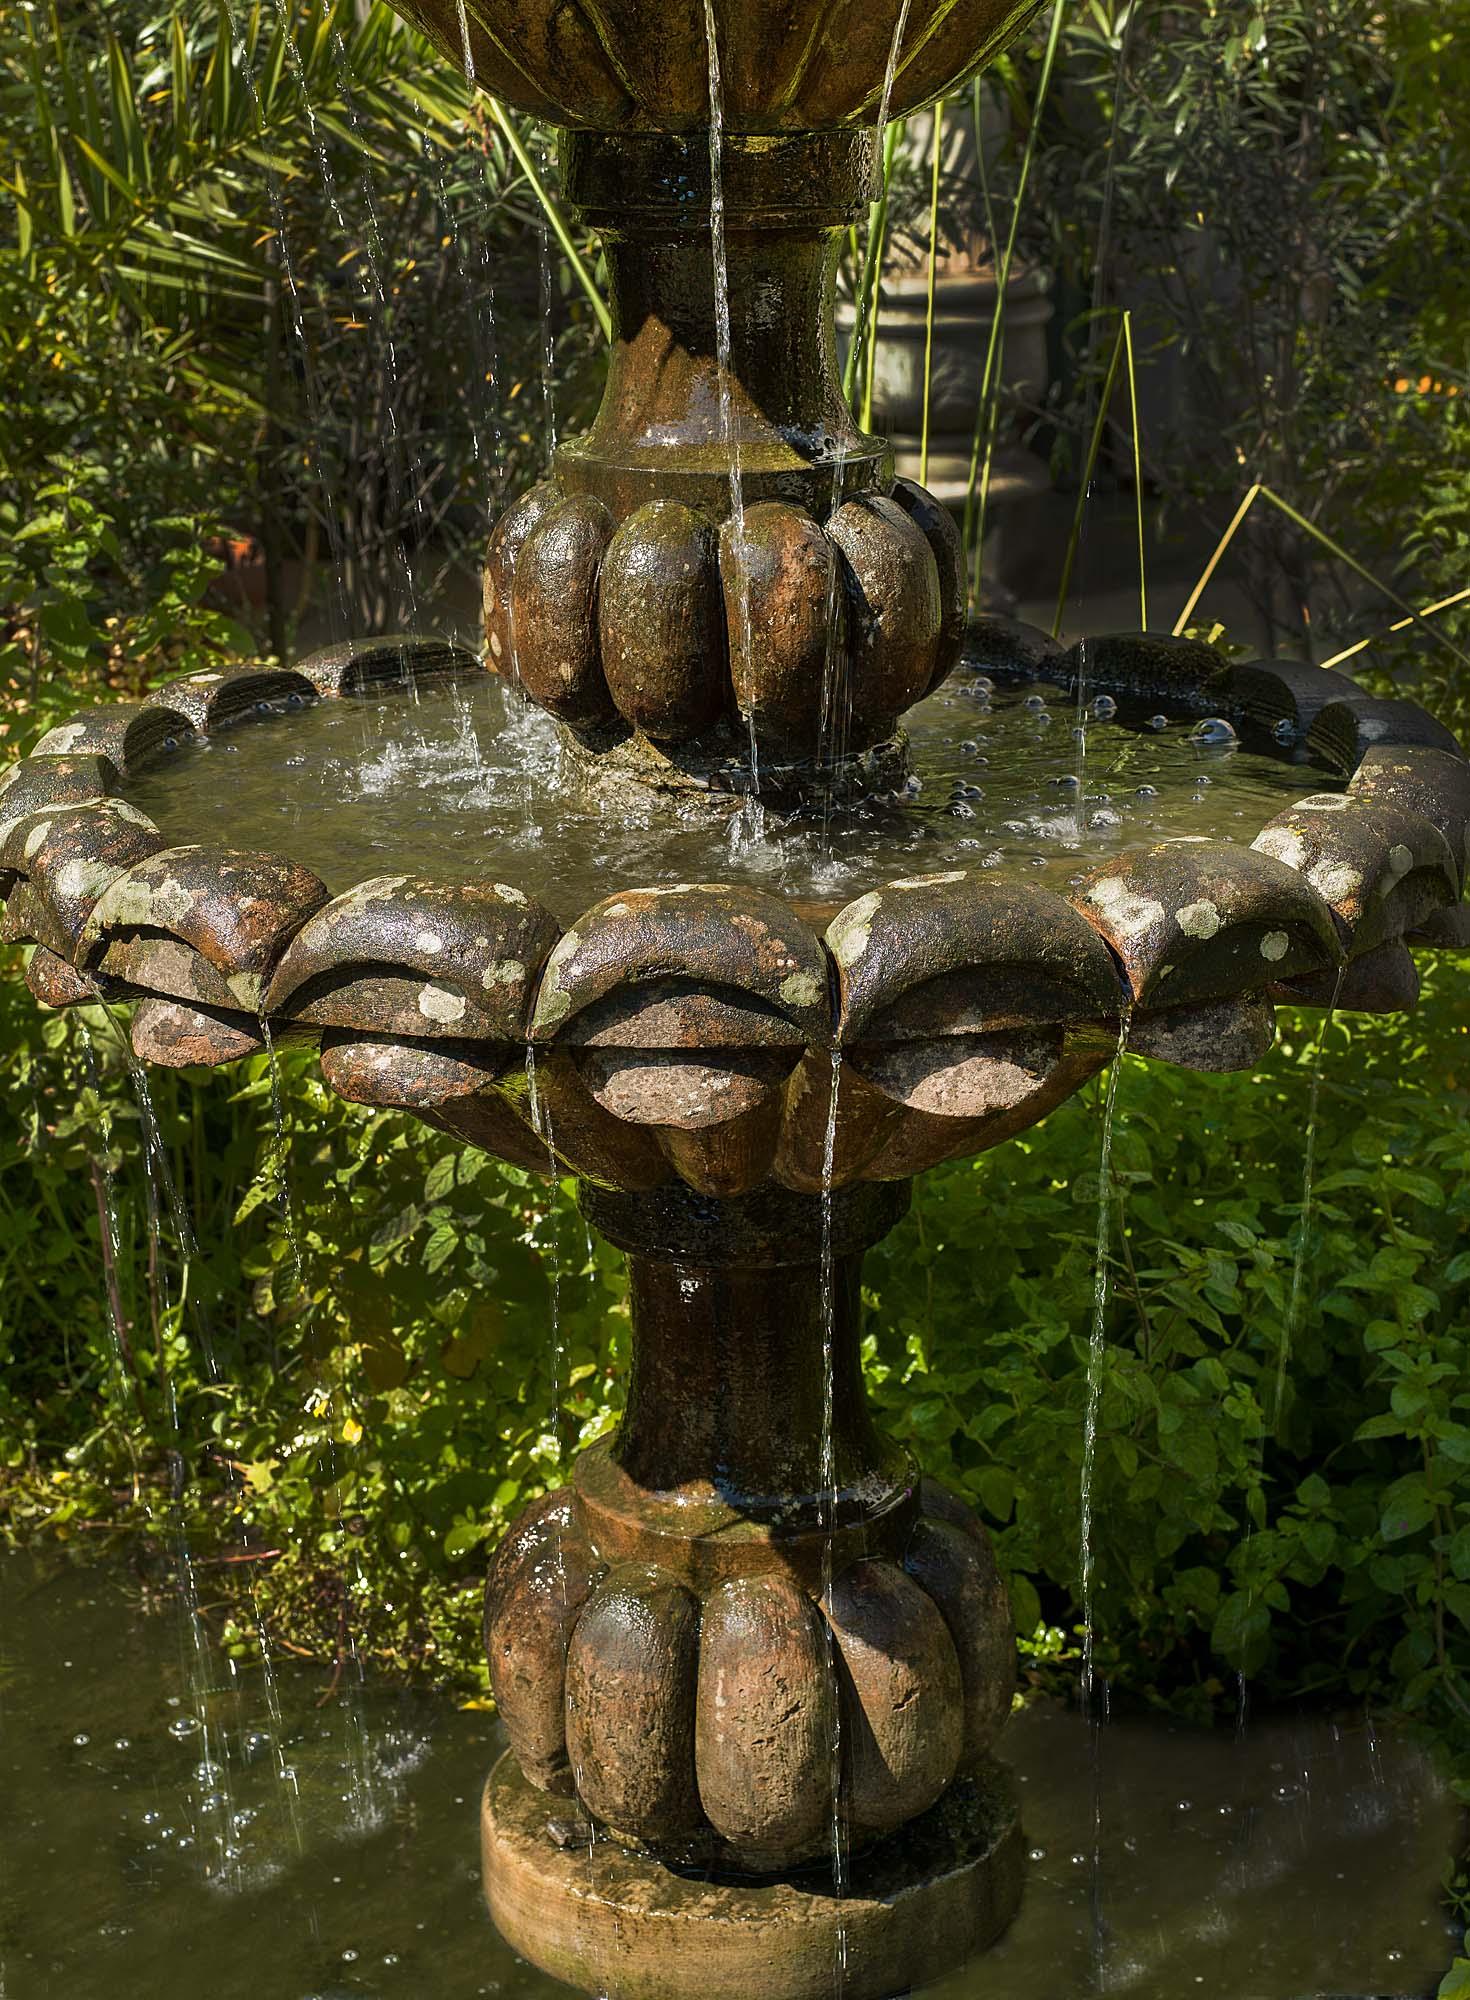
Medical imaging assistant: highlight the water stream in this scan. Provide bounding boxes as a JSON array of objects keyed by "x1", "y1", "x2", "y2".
[{"x1": 818, "y1": 1047, "x2": 849, "y2": 1992}]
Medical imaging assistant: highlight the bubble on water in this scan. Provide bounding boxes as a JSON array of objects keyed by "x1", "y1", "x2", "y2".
[
  {"x1": 72, "y1": 1732, "x2": 90, "y2": 1747},
  {"x1": 1070, "y1": 1851, "x2": 1089, "y2": 1866},
  {"x1": 168, "y1": 1716, "x2": 200, "y2": 1739},
  {"x1": 232, "y1": 1809, "x2": 256, "y2": 1833},
  {"x1": 1028, "y1": 1847, "x2": 1047, "y2": 1863},
  {"x1": 1089, "y1": 809, "x2": 1123, "y2": 829},
  {"x1": 383, "y1": 1956, "x2": 400, "y2": 1968},
  {"x1": 1273, "y1": 1783, "x2": 1301, "y2": 1802},
  {"x1": 901, "y1": 775, "x2": 923, "y2": 798},
  {"x1": 1190, "y1": 717, "x2": 1237, "y2": 748},
  {"x1": 113, "y1": 1738, "x2": 131, "y2": 1752},
  {"x1": 970, "y1": 675, "x2": 995, "y2": 695},
  {"x1": 954, "y1": 782, "x2": 984, "y2": 799},
  {"x1": 1176, "y1": 1799, "x2": 1193, "y2": 1812},
  {"x1": 243, "y1": 1730, "x2": 272, "y2": 1757},
  {"x1": 1195, "y1": 773, "x2": 1213, "y2": 787},
  {"x1": 1146, "y1": 714, "x2": 1169, "y2": 732},
  {"x1": 194, "y1": 1761, "x2": 223, "y2": 1787},
  {"x1": 176, "y1": 1835, "x2": 194, "y2": 1850},
  {"x1": 959, "y1": 739, "x2": 979, "y2": 756},
  {"x1": 949, "y1": 804, "x2": 975, "y2": 821},
  {"x1": 342, "y1": 1950, "x2": 359, "y2": 1964},
  {"x1": 1092, "y1": 694, "x2": 1118, "y2": 720},
  {"x1": 199, "y1": 1792, "x2": 226, "y2": 1815},
  {"x1": 142, "y1": 1811, "x2": 160, "y2": 1826},
  {"x1": 1272, "y1": 716, "x2": 1298, "y2": 746},
  {"x1": 1024, "y1": 693, "x2": 1047, "y2": 712},
  {"x1": 1136, "y1": 784, "x2": 1159, "y2": 798},
  {"x1": 1053, "y1": 774, "x2": 1081, "y2": 794}
]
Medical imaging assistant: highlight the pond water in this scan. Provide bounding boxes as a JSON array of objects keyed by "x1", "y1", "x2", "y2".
[
  {"x1": 124, "y1": 668, "x2": 1323, "y2": 923},
  {"x1": 1, "y1": 1553, "x2": 1458, "y2": 2000}
]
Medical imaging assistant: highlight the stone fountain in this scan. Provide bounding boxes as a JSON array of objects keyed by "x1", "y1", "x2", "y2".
[{"x1": 6, "y1": 5, "x2": 1469, "y2": 1998}]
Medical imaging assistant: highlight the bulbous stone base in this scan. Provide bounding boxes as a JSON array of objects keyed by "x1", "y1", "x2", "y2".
[{"x1": 481, "y1": 1751, "x2": 1024, "y2": 2000}]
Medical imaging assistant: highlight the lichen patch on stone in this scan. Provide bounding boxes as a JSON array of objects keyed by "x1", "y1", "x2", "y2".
[
  {"x1": 1260, "y1": 930, "x2": 1290, "y2": 961},
  {"x1": 828, "y1": 892, "x2": 881, "y2": 968},
  {"x1": 417, "y1": 982, "x2": 467, "y2": 1024},
  {"x1": 1176, "y1": 899, "x2": 1221, "y2": 939},
  {"x1": 1086, "y1": 877, "x2": 1164, "y2": 940}
]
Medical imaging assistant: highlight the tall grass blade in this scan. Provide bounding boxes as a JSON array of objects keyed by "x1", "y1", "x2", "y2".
[
  {"x1": 1122, "y1": 308, "x2": 1145, "y2": 629},
  {"x1": 1317, "y1": 587, "x2": 1470, "y2": 670},
  {"x1": 1174, "y1": 482, "x2": 1470, "y2": 671},
  {"x1": 961, "y1": 0, "x2": 1068, "y2": 600},
  {"x1": 845, "y1": 117, "x2": 902, "y2": 414},
  {"x1": 919, "y1": 99, "x2": 945, "y2": 485}
]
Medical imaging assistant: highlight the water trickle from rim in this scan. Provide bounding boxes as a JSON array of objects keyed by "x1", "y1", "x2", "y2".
[
  {"x1": 1079, "y1": 1009, "x2": 1130, "y2": 1987},
  {"x1": 818, "y1": 1046, "x2": 849, "y2": 1992},
  {"x1": 1275, "y1": 967, "x2": 1344, "y2": 1429},
  {"x1": 703, "y1": 0, "x2": 761, "y2": 837}
]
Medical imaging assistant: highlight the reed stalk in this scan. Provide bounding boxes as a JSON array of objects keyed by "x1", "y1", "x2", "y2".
[
  {"x1": 919, "y1": 99, "x2": 946, "y2": 486},
  {"x1": 486, "y1": 98, "x2": 611, "y2": 343}
]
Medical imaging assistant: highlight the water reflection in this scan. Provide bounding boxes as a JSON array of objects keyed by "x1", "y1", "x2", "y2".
[{"x1": 0, "y1": 1555, "x2": 1455, "y2": 2000}]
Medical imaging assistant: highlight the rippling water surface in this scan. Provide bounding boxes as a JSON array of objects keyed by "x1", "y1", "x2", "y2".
[
  {"x1": 1, "y1": 1555, "x2": 1455, "y2": 2000},
  {"x1": 125, "y1": 666, "x2": 1326, "y2": 922}
]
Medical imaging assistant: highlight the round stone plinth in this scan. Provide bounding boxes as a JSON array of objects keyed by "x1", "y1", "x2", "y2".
[{"x1": 480, "y1": 1751, "x2": 1024, "y2": 2000}]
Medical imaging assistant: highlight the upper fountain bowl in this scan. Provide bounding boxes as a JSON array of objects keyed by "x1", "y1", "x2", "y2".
[{"x1": 395, "y1": 0, "x2": 1045, "y2": 132}]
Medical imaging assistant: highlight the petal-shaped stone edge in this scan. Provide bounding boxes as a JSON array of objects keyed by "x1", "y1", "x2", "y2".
[
  {"x1": 265, "y1": 875, "x2": 560, "y2": 1041},
  {"x1": 828, "y1": 873, "x2": 1122, "y2": 1043},
  {"x1": 140, "y1": 664, "x2": 317, "y2": 733},
  {"x1": 1250, "y1": 793, "x2": 1457, "y2": 956},
  {"x1": 28, "y1": 703, "x2": 196, "y2": 774},
  {"x1": 1, "y1": 802, "x2": 166, "y2": 961},
  {"x1": 80, "y1": 845, "x2": 331, "y2": 1012},
  {"x1": 296, "y1": 633, "x2": 479, "y2": 698},
  {"x1": 1072, "y1": 841, "x2": 1342, "y2": 1011},
  {"x1": 530, "y1": 883, "x2": 830, "y2": 1047}
]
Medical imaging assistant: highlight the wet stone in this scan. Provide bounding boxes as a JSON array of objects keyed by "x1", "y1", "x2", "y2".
[
  {"x1": 297, "y1": 633, "x2": 479, "y2": 699},
  {"x1": 1306, "y1": 693, "x2": 1465, "y2": 776}
]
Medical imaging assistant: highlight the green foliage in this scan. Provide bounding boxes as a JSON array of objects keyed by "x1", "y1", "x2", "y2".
[
  {"x1": 995, "y1": 0, "x2": 1470, "y2": 667},
  {"x1": 3, "y1": 943, "x2": 1468, "y2": 1773}
]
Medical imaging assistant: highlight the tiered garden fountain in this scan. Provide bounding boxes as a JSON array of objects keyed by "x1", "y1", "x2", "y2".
[{"x1": 5, "y1": 3, "x2": 1469, "y2": 1996}]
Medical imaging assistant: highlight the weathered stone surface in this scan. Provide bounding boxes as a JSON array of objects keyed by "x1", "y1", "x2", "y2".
[
  {"x1": 266, "y1": 875, "x2": 560, "y2": 1040},
  {"x1": 531, "y1": 883, "x2": 828, "y2": 1047},
  {"x1": 511, "y1": 494, "x2": 619, "y2": 730},
  {"x1": 1228, "y1": 660, "x2": 1361, "y2": 755},
  {"x1": 1281, "y1": 937, "x2": 1422, "y2": 1014},
  {"x1": 29, "y1": 702, "x2": 196, "y2": 773},
  {"x1": 141, "y1": 665, "x2": 316, "y2": 734},
  {"x1": 485, "y1": 1488, "x2": 601, "y2": 1796},
  {"x1": 0, "y1": 802, "x2": 164, "y2": 960},
  {"x1": 849, "y1": 1044, "x2": 1108, "y2": 1180},
  {"x1": 904, "y1": 1514, "x2": 1014, "y2": 1771},
  {"x1": 1408, "y1": 903, "x2": 1470, "y2": 948},
  {"x1": 961, "y1": 611, "x2": 1064, "y2": 681},
  {"x1": 0, "y1": 755, "x2": 120, "y2": 839},
  {"x1": 483, "y1": 481, "x2": 559, "y2": 679},
  {"x1": 481, "y1": 1750, "x2": 1024, "y2": 2000},
  {"x1": 317, "y1": 1033, "x2": 551, "y2": 1170},
  {"x1": 1306, "y1": 694, "x2": 1464, "y2": 775},
  {"x1": 694, "y1": 1574, "x2": 837, "y2": 1869},
  {"x1": 511, "y1": 1048, "x2": 675, "y2": 1190},
  {"x1": 827, "y1": 494, "x2": 942, "y2": 736},
  {"x1": 564, "y1": 1565, "x2": 701, "y2": 1845},
  {"x1": 824, "y1": 1557, "x2": 964, "y2": 1837},
  {"x1": 772, "y1": 1047, "x2": 908, "y2": 1191},
  {"x1": 719, "y1": 501, "x2": 844, "y2": 758},
  {"x1": 24, "y1": 946, "x2": 91, "y2": 1009},
  {"x1": 81, "y1": 846, "x2": 329, "y2": 1011},
  {"x1": 891, "y1": 478, "x2": 966, "y2": 691},
  {"x1": 598, "y1": 500, "x2": 724, "y2": 742},
  {"x1": 1251, "y1": 794, "x2": 1457, "y2": 954},
  {"x1": 130, "y1": 996, "x2": 266, "y2": 1067},
  {"x1": 828, "y1": 874, "x2": 1121, "y2": 1043},
  {"x1": 396, "y1": 0, "x2": 1041, "y2": 133},
  {"x1": 1063, "y1": 631, "x2": 1230, "y2": 704},
  {"x1": 1073, "y1": 841, "x2": 1341, "y2": 1009},
  {"x1": 296, "y1": 633, "x2": 479, "y2": 698},
  {"x1": 1350, "y1": 744, "x2": 1470, "y2": 891},
  {"x1": 1128, "y1": 993, "x2": 1277, "y2": 1072}
]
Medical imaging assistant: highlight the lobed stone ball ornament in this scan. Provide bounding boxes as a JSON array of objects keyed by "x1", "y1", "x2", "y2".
[{"x1": 484, "y1": 477, "x2": 964, "y2": 771}]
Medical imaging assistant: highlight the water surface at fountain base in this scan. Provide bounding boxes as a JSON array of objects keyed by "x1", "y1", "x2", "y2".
[{"x1": 480, "y1": 1752, "x2": 1024, "y2": 2000}]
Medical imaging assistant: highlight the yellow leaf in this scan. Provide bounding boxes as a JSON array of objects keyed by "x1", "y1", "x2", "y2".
[{"x1": 341, "y1": 1416, "x2": 363, "y2": 1445}]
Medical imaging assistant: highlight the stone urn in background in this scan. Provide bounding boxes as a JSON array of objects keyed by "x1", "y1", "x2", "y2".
[{"x1": 837, "y1": 92, "x2": 1054, "y2": 603}]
